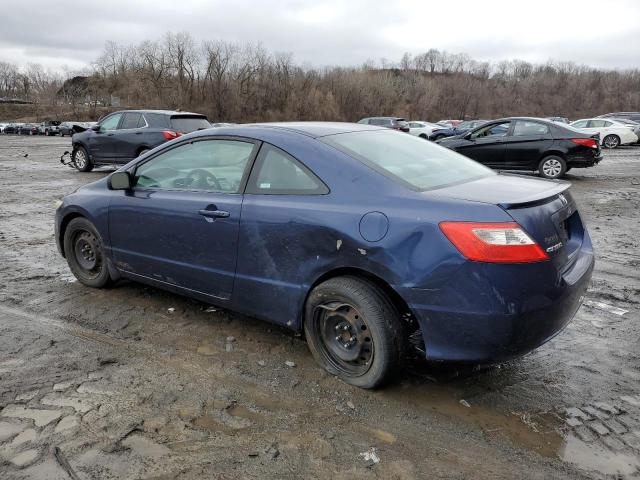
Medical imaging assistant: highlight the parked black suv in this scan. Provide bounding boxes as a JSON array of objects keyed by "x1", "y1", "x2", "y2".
[
  {"x1": 357, "y1": 117, "x2": 410, "y2": 132},
  {"x1": 437, "y1": 117, "x2": 602, "y2": 179},
  {"x1": 71, "y1": 110, "x2": 210, "y2": 171}
]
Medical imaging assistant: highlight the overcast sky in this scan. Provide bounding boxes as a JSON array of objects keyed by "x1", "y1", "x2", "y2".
[{"x1": 1, "y1": 0, "x2": 639, "y2": 72}]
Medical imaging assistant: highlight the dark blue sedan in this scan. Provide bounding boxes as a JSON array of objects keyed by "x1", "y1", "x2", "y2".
[{"x1": 55, "y1": 122, "x2": 594, "y2": 388}]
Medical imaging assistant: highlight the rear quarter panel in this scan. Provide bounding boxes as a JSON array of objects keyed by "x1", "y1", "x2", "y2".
[{"x1": 231, "y1": 133, "x2": 513, "y2": 329}]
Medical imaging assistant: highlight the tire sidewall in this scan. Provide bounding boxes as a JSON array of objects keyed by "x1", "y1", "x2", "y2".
[
  {"x1": 603, "y1": 134, "x2": 620, "y2": 149},
  {"x1": 63, "y1": 217, "x2": 111, "y2": 288},
  {"x1": 73, "y1": 146, "x2": 93, "y2": 172},
  {"x1": 304, "y1": 278, "x2": 401, "y2": 389},
  {"x1": 538, "y1": 155, "x2": 566, "y2": 179}
]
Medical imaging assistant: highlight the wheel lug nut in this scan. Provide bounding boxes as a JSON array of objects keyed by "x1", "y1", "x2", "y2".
[
  {"x1": 342, "y1": 325, "x2": 349, "y2": 331},
  {"x1": 335, "y1": 336, "x2": 341, "y2": 341},
  {"x1": 349, "y1": 336, "x2": 355, "y2": 342}
]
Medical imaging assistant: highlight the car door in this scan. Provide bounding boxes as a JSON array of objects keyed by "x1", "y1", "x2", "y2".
[
  {"x1": 454, "y1": 121, "x2": 510, "y2": 167},
  {"x1": 112, "y1": 112, "x2": 147, "y2": 163},
  {"x1": 88, "y1": 113, "x2": 123, "y2": 162},
  {"x1": 234, "y1": 143, "x2": 330, "y2": 325},
  {"x1": 502, "y1": 120, "x2": 553, "y2": 169},
  {"x1": 108, "y1": 137, "x2": 259, "y2": 301}
]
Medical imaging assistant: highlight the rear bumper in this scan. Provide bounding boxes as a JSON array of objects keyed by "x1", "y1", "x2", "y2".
[
  {"x1": 566, "y1": 152, "x2": 602, "y2": 168},
  {"x1": 398, "y1": 232, "x2": 594, "y2": 363}
]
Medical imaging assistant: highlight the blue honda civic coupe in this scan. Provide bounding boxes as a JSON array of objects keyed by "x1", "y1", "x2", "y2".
[{"x1": 55, "y1": 122, "x2": 594, "y2": 388}]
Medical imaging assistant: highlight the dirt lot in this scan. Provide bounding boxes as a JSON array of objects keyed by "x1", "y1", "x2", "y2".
[{"x1": 0, "y1": 135, "x2": 639, "y2": 479}]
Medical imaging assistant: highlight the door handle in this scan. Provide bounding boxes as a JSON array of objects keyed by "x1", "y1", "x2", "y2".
[
  {"x1": 198, "y1": 208, "x2": 230, "y2": 219},
  {"x1": 135, "y1": 131, "x2": 143, "y2": 135}
]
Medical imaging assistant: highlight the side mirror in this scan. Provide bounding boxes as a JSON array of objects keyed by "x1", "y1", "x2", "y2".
[
  {"x1": 108, "y1": 171, "x2": 132, "y2": 190},
  {"x1": 91, "y1": 124, "x2": 101, "y2": 132},
  {"x1": 464, "y1": 132, "x2": 473, "y2": 140}
]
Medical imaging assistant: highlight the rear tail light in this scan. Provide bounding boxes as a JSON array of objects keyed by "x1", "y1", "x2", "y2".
[
  {"x1": 439, "y1": 222, "x2": 549, "y2": 263},
  {"x1": 571, "y1": 138, "x2": 598, "y2": 149},
  {"x1": 162, "y1": 130, "x2": 182, "y2": 140}
]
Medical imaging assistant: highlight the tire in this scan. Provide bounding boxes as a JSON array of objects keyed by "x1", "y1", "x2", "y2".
[
  {"x1": 63, "y1": 217, "x2": 112, "y2": 288},
  {"x1": 538, "y1": 155, "x2": 566, "y2": 179},
  {"x1": 419, "y1": 134, "x2": 428, "y2": 139},
  {"x1": 433, "y1": 134, "x2": 445, "y2": 141},
  {"x1": 72, "y1": 146, "x2": 93, "y2": 172},
  {"x1": 603, "y1": 134, "x2": 620, "y2": 149},
  {"x1": 137, "y1": 148, "x2": 150, "y2": 157},
  {"x1": 304, "y1": 276, "x2": 405, "y2": 389}
]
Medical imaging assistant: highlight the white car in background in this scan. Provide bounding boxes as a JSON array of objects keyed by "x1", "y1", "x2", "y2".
[
  {"x1": 0, "y1": 123, "x2": 7, "y2": 133},
  {"x1": 570, "y1": 118, "x2": 638, "y2": 148},
  {"x1": 407, "y1": 121, "x2": 442, "y2": 139}
]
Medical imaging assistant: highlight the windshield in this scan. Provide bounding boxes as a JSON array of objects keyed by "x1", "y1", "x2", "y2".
[
  {"x1": 322, "y1": 129, "x2": 494, "y2": 190},
  {"x1": 170, "y1": 116, "x2": 211, "y2": 133}
]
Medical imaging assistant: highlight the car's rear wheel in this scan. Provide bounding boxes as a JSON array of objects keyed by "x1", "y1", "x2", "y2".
[
  {"x1": 419, "y1": 133, "x2": 428, "y2": 139},
  {"x1": 63, "y1": 217, "x2": 112, "y2": 288},
  {"x1": 304, "y1": 276, "x2": 404, "y2": 389},
  {"x1": 137, "y1": 148, "x2": 150, "y2": 157},
  {"x1": 72, "y1": 146, "x2": 93, "y2": 172},
  {"x1": 603, "y1": 134, "x2": 620, "y2": 149},
  {"x1": 538, "y1": 155, "x2": 566, "y2": 179}
]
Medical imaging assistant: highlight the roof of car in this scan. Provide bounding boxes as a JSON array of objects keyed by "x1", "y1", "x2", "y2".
[
  {"x1": 494, "y1": 117, "x2": 555, "y2": 123},
  {"x1": 242, "y1": 122, "x2": 383, "y2": 138},
  {"x1": 113, "y1": 109, "x2": 206, "y2": 116}
]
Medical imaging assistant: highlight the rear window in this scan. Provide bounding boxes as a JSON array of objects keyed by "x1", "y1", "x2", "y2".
[
  {"x1": 322, "y1": 129, "x2": 493, "y2": 191},
  {"x1": 170, "y1": 116, "x2": 210, "y2": 133}
]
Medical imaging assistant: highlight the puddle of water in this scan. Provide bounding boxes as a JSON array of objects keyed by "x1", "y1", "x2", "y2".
[
  {"x1": 560, "y1": 434, "x2": 640, "y2": 476},
  {"x1": 227, "y1": 404, "x2": 262, "y2": 422},
  {"x1": 192, "y1": 413, "x2": 226, "y2": 432},
  {"x1": 384, "y1": 387, "x2": 564, "y2": 458}
]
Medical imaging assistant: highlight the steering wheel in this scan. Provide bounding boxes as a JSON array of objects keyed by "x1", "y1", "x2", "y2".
[{"x1": 185, "y1": 169, "x2": 222, "y2": 190}]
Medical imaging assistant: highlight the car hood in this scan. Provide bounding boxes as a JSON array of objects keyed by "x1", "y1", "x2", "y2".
[{"x1": 427, "y1": 173, "x2": 570, "y2": 208}]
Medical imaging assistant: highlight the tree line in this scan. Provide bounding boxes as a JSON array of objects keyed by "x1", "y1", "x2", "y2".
[{"x1": 1, "y1": 31, "x2": 640, "y2": 122}]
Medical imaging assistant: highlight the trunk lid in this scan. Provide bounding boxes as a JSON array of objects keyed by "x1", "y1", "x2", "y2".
[{"x1": 432, "y1": 174, "x2": 584, "y2": 267}]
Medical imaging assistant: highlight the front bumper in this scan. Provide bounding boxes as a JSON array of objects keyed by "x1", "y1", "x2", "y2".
[{"x1": 398, "y1": 233, "x2": 594, "y2": 363}]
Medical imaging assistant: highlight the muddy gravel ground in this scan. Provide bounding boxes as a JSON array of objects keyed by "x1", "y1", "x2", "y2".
[{"x1": 0, "y1": 135, "x2": 639, "y2": 480}]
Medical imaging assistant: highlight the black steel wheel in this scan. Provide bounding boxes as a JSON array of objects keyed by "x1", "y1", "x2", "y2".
[
  {"x1": 304, "y1": 276, "x2": 405, "y2": 389},
  {"x1": 63, "y1": 217, "x2": 112, "y2": 288}
]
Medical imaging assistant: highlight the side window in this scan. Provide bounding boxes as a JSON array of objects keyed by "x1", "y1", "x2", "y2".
[
  {"x1": 134, "y1": 139, "x2": 256, "y2": 193},
  {"x1": 588, "y1": 120, "x2": 606, "y2": 128},
  {"x1": 409, "y1": 123, "x2": 420, "y2": 128},
  {"x1": 572, "y1": 120, "x2": 588, "y2": 128},
  {"x1": 246, "y1": 145, "x2": 328, "y2": 195},
  {"x1": 99, "y1": 114, "x2": 122, "y2": 131},
  {"x1": 120, "y1": 113, "x2": 142, "y2": 130},
  {"x1": 136, "y1": 114, "x2": 148, "y2": 128},
  {"x1": 471, "y1": 121, "x2": 510, "y2": 139},
  {"x1": 369, "y1": 119, "x2": 383, "y2": 126},
  {"x1": 513, "y1": 121, "x2": 550, "y2": 136}
]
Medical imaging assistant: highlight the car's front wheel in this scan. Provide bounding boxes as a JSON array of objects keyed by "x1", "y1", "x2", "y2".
[
  {"x1": 63, "y1": 217, "x2": 112, "y2": 288},
  {"x1": 603, "y1": 134, "x2": 620, "y2": 149},
  {"x1": 72, "y1": 146, "x2": 93, "y2": 172},
  {"x1": 538, "y1": 155, "x2": 566, "y2": 179},
  {"x1": 304, "y1": 276, "x2": 405, "y2": 389}
]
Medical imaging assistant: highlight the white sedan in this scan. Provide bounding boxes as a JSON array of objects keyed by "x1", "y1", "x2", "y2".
[
  {"x1": 570, "y1": 118, "x2": 638, "y2": 148},
  {"x1": 408, "y1": 121, "x2": 442, "y2": 139}
]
